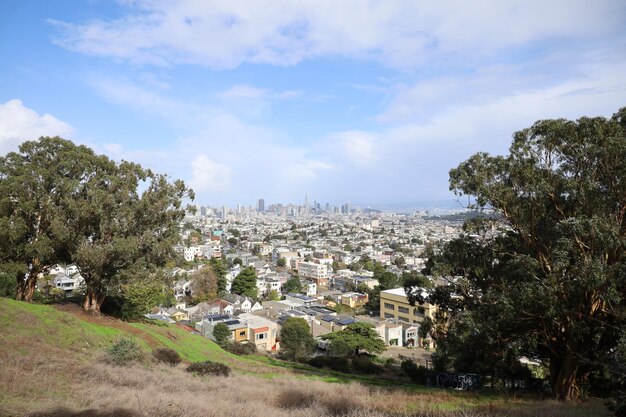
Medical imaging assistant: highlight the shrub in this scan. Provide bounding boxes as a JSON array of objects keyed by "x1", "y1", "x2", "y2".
[
  {"x1": 352, "y1": 356, "x2": 383, "y2": 374},
  {"x1": 401, "y1": 359, "x2": 428, "y2": 384},
  {"x1": 186, "y1": 360, "x2": 231, "y2": 377},
  {"x1": 151, "y1": 347, "x2": 181, "y2": 366},
  {"x1": 224, "y1": 341, "x2": 257, "y2": 355},
  {"x1": 105, "y1": 338, "x2": 144, "y2": 366},
  {"x1": 308, "y1": 355, "x2": 350, "y2": 373}
]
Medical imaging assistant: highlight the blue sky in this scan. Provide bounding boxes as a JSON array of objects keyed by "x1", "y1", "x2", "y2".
[{"x1": 1, "y1": 0, "x2": 625, "y2": 207}]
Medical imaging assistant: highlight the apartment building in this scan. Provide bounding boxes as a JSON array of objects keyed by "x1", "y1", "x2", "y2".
[{"x1": 379, "y1": 287, "x2": 436, "y2": 324}]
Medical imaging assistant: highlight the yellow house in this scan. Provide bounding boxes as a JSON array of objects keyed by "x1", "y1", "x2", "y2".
[
  {"x1": 340, "y1": 292, "x2": 368, "y2": 308},
  {"x1": 379, "y1": 287, "x2": 436, "y2": 324}
]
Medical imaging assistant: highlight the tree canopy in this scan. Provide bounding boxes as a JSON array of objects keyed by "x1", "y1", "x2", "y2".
[
  {"x1": 279, "y1": 317, "x2": 316, "y2": 360},
  {"x1": 321, "y1": 322, "x2": 385, "y2": 357},
  {"x1": 231, "y1": 266, "x2": 258, "y2": 299},
  {"x1": 410, "y1": 108, "x2": 626, "y2": 401},
  {"x1": 0, "y1": 137, "x2": 193, "y2": 313}
]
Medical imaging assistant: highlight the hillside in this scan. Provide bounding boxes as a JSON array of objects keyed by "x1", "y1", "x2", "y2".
[{"x1": 0, "y1": 298, "x2": 611, "y2": 417}]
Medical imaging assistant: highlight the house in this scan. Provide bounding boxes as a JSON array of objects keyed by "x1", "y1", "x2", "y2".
[
  {"x1": 285, "y1": 293, "x2": 316, "y2": 307},
  {"x1": 340, "y1": 292, "x2": 368, "y2": 308},
  {"x1": 385, "y1": 323, "x2": 403, "y2": 346},
  {"x1": 196, "y1": 315, "x2": 249, "y2": 343},
  {"x1": 238, "y1": 313, "x2": 279, "y2": 351},
  {"x1": 52, "y1": 273, "x2": 85, "y2": 293},
  {"x1": 379, "y1": 287, "x2": 436, "y2": 324}
]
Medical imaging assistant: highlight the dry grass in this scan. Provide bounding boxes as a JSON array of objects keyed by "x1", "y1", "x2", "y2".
[{"x1": 0, "y1": 299, "x2": 613, "y2": 417}]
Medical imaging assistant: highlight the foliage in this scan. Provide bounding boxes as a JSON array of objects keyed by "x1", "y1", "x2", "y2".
[
  {"x1": 276, "y1": 258, "x2": 287, "y2": 267},
  {"x1": 230, "y1": 266, "x2": 258, "y2": 299},
  {"x1": 208, "y1": 258, "x2": 228, "y2": 295},
  {"x1": 186, "y1": 360, "x2": 231, "y2": 377},
  {"x1": 308, "y1": 356, "x2": 350, "y2": 373},
  {"x1": 410, "y1": 108, "x2": 626, "y2": 401},
  {"x1": 152, "y1": 347, "x2": 181, "y2": 366},
  {"x1": 224, "y1": 341, "x2": 257, "y2": 355},
  {"x1": 351, "y1": 355, "x2": 383, "y2": 374},
  {"x1": 321, "y1": 322, "x2": 385, "y2": 357},
  {"x1": 105, "y1": 337, "x2": 144, "y2": 366},
  {"x1": 279, "y1": 317, "x2": 316, "y2": 361},
  {"x1": 401, "y1": 360, "x2": 429, "y2": 384},
  {"x1": 0, "y1": 138, "x2": 99, "y2": 301},
  {"x1": 118, "y1": 271, "x2": 174, "y2": 319},
  {"x1": 212, "y1": 322, "x2": 230, "y2": 346},
  {"x1": 0, "y1": 137, "x2": 192, "y2": 311},
  {"x1": 190, "y1": 266, "x2": 219, "y2": 302},
  {"x1": 0, "y1": 272, "x2": 17, "y2": 297},
  {"x1": 282, "y1": 276, "x2": 302, "y2": 294}
]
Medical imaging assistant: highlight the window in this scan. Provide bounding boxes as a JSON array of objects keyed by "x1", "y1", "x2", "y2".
[
  {"x1": 384, "y1": 312, "x2": 395, "y2": 319},
  {"x1": 384, "y1": 303, "x2": 395, "y2": 310},
  {"x1": 239, "y1": 331, "x2": 246, "y2": 337},
  {"x1": 413, "y1": 307, "x2": 425, "y2": 316},
  {"x1": 256, "y1": 333, "x2": 266, "y2": 340},
  {"x1": 398, "y1": 316, "x2": 409, "y2": 323},
  {"x1": 398, "y1": 306, "x2": 409, "y2": 314}
]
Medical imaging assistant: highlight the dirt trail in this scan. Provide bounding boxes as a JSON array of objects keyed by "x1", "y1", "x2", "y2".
[{"x1": 54, "y1": 302, "x2": 161, "y2": 349}]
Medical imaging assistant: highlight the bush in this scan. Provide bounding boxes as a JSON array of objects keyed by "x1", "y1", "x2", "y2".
[
  {"x1": 151, "y1": 347, "x2": 181, "y2": 366},
  {"x1": 105, "y1": 338, "x2": 144, "y2": 366},
  {"x1": 401, "y1": 359, "x2": 428, "y2": 384},
  {"x1": 352, "y1": 356, "x2": 383, "y2": 374},
  {"x1": 186, "y1": 360, "x2": 231, "y2": 377},
  {"x1": 308, "y1": 355, "x2": 351, "y2": 373},
  {"x1": 224, "y1": 342, "x2": 257, "y2": 355}
]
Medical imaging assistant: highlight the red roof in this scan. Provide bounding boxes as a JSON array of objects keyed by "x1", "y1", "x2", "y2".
[{"x1": 253, "y1": 326, "x2": 269, "y2": 333}]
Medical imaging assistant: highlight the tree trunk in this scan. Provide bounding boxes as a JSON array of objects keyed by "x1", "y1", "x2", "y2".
[
  {"x1": 16, "y1": 273, "x2": 37, "y2": 302},
  {"x1": 16, "y1": 276, "x2": 26, "y2": 301},
  {"x1": 82, "y1": 288, "x2": 106, "y2": 314},
  {"x1": 552, "y1": 351, "x2": 580, "y2": 401}
]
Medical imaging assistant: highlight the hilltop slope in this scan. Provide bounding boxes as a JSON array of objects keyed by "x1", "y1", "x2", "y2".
[{"x1": 0, "y1": 298, "x2": 610, "y2": 417}]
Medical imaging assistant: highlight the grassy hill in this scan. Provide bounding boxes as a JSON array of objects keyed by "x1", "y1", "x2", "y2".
[{"x1": 0, "y1": 298, "x2": 611, "y2": 417}]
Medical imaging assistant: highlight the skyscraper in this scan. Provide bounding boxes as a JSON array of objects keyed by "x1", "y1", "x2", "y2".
[
  {"x1": 304, "y1": 194, "x2": 310, "y2": 214},
  {"x1": 257, "y1": 198, "x2": 265, "y2": 212}
]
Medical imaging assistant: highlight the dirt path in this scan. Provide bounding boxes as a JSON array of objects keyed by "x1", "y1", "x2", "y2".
[{"x1": 54, "y1": 302, "x2": 161, "y2": 349}]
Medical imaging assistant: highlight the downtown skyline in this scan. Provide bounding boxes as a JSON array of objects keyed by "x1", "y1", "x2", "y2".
[{"x1": 1, "y1": 1, "x2": 625, "y2": 205}]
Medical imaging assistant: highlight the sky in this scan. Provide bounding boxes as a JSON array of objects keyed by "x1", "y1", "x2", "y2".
[{"x1": 1, "y1": 0, "x2": 625, "y2": 207}]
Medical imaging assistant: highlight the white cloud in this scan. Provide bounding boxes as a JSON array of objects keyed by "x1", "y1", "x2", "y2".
[
  {"x1": 325, "y1": 130, "x2": 379, "y2": 167},
  {"x1": 50, "y1": 0, "x2": 626, "y2": 69},
  {"x1": 189, "y1": 154, "x2": 232, "y2": 192},
  {"x1": 0, "y1": 99, "x2": 75, "y2": 155}
]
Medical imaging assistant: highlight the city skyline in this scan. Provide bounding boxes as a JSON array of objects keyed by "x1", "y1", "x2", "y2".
[{"x1": 1, "y1": 1, "x2": 625, "y2": 205}]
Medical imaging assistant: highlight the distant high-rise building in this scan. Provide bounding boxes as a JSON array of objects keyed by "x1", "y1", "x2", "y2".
[
  {"x1": 237, "y1": 203, "x2": 242, "y2": 214},
  {"x1": 304, "y1": 194, "x2": 310, "y2": 214},
  {"x1": 347, "y1": 201, "x2": 351, "y2": 215},
  {"x1": 257, "y1": 198, "x2": 265, "y2": 212},
  {"x1": 200, "y1": 206, "x2": 207, "y2": 216},
  {"x1": 222, "y1": 205, "x2": 227, "y2": 219}
]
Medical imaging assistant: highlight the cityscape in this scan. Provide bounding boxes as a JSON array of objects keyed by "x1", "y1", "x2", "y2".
[{"x1": 1, "y1": 1, "x2": 625, "y2": 416}]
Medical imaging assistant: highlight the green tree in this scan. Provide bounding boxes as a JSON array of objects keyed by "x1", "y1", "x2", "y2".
[
  {"x1": 0, "y1": 137, "x2": 100, "y2": 301},
  {"x1": 282, "y1": 276, "x2": 302, "y2": 294},
  {"x1": 212, "y1": 322, "x2": 230, "y2": 346},
  {"x1": 411, "y1": 108, "x2": 626, "y2": 401},
  {"x1": 276, "y1": 258, "x2": 286, "y2": 267},
  {"x1": 119, "y1": 271, "x2": 174, "y2": 319},
  {"x1": 208, "y1": 258, "x2": 228, "y2": 295},
  {"x1": 74, "y1": 158, "x2": 192, "y2": 313},
  {"x1": 321, "y1": 322, "x2": 385, "y2": 357},
  {"x1": 279, "y1": 317, "x2": 316, "y2": 361},
  {"x1": 231, "y1": 266, "x2": 257, "y2": 299}
]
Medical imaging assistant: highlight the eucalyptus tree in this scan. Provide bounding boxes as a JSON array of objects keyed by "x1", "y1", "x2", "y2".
[
  {"x1": 0, "y1": 137, "x2": 101, "y2": 301},
  {"x1": 0, "y1": 136, "x2": 193, "y2": 313},
  {"x1": 409, "y1": 108, "x2": 626, "y2": 400},
  {"x1": 74, "y1": 160, "x2": 193, "y2": 313}
]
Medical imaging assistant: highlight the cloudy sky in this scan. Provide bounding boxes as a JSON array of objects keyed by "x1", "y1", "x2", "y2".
[{"x1": 1, "y1": 1, "x2": 625, "y2": 207}]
